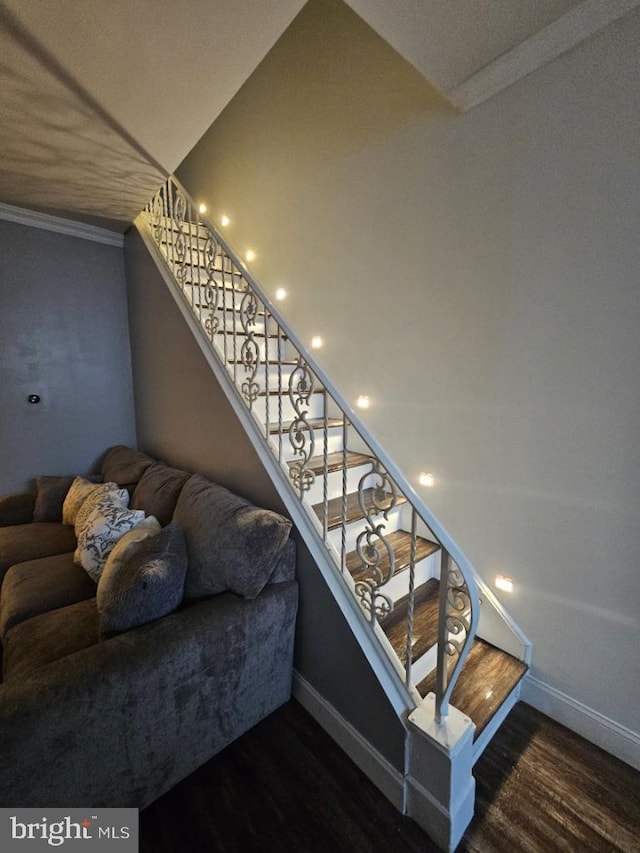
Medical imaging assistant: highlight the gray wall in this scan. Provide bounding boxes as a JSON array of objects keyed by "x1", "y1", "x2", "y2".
[
  {"x1": 0, "y1": 219, "x2": 136, "y2": 492},
  {"x1": 124, "y1": 227, "x2": 405, "y2": 770},
  {"x1": 176, "y1": 0, "x2": 640, "y2": 740}
]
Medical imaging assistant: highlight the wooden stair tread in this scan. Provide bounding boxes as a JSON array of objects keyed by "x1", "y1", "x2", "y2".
[
  {"x1": 268, "y1": 417, "x2": 342, "y2": 435},
  {"x1": 347, "y1": 530, "x2": 440, "y2": 583},
  {"x1": 383, "y1": 578, "x2": 441, "y2": 665},
  {"x1": 417, "y1": 639, "x2": 528, "y2": 740},
  {"x1": 259, "y1": 387, "x2": 323, "y2": 398},
  {"x1": 288, "y1": 451, "x2": 373, "y2": 475},
  {"x1": 313, "y1": 488, "x2": 407, "y2": 530},
  {"x1": 230, "y1": 359, "x2": 298, "y2": 366}
]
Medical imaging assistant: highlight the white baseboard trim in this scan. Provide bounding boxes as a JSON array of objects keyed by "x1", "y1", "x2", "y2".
[
  {"x1": 521, "y1": 675, "x2": 640, "y2": 771},
  {"x1": 0, "y1": 201, "x2": 124, "y2": 246},
  {"x1": 292, "y1": 671, "x2": 404, "y2": 811}
]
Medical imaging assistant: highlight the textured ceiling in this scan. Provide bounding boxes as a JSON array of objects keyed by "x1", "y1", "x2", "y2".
[{"x1": 0, "y1": 0, "x2": 637, "y2": 231}]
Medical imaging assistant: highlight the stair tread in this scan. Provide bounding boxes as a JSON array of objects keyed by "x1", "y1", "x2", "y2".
[
  {"x1": 417, "y1": 638, "x2": 528, "y2": 740},
  {"x1": 268, "y1": 417, "x2": 342, "y2": 435},
  {"x1": 230, "y1": 359, "x2": 298, "y2": 366},
  {"x1": 347, "y1": 529, "x2": 440, "y2": 584},
  {"x1": 260, "y1": 387, "x2": 323, "y2": 398},
  {"x1": 289, "y1": 450, "x2": 373, "y2": 476},
  {"x1": 313, "y1": 488, "x2": 407, "y2": 530},
  {"x1": 383, "y1": 578, "x2": 441, "y2": 665}
]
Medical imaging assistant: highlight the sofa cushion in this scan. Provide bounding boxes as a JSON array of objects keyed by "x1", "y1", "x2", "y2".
[
  {"x1": 131, "y1": 462, "x2": 190, "y2": 526},
  {"x1": 0, "y1": 491, "x2": 36, "y2": 528},
  {"x1": 0, "y1": 552, "x2": 96, "y2": 640},
  {"x1": 75, "y1": 495, "x2": 146, "y2": 582},
  {"x1": 62, "y1": 477, "x2": 106, "y2": 526},
  {"x1": 73, "y1": 484, "x2": 129, "y2": 536},
  {"x1": 97, "y1": 523, "x2": 187, "y2": 639},
  {"x1": 2, "y1": 598, "x2": 99, "y2": 682},
  {"x1": 100, "y1": 445, "x2": 155, "y2": 490},
  {"x1": 173, "y1": 475, "x2": 292, "y2": 600},
  {"x1": 33, "y1": 475, "x2": 102, "y2": 523},
  {"x1": 0, "y1": 523, "x2": 77, "y2": 585}
]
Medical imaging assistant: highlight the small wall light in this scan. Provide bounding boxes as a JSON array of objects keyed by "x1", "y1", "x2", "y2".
[
  {"x1": 198, "y1": 203, "x2": 207, "y2": 214},
  {"x1": 311, "y1": 335, "x2": 323, "y2": 349},
  {"x1": 245, "y1": 249, "x2": 256, "y2": 262},
  {"x1": 418, "y1": 472, "x2": 435, "y2": 488},
  {"x1": 356, "y1": 395, "x2": 370, "y2": 410},
  {"x1": 220, "y1": 214, "x2": 230, "y2": 227},
  {"x1": 275, "y1": 288, "x2": 287, "y2": 301},
  {"x1": 495, "y1": 575, "x2": 514, "y2": 593}
]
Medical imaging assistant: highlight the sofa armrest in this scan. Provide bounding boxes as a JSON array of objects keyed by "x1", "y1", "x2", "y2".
[
  {"x1": 0, "y1": 492, "x2": 35, "y2": 527},
  {"x1": 0, "y1": 580, "x2": 298, "y2": 808}
]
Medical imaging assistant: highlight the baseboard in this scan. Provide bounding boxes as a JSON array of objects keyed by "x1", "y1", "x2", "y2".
[
  {"x1": 292, "y1": 671, "x2": 404, "y2": 811},
  {"x1": 521, "y1": 675, "x2": 640, "y2": 771}
]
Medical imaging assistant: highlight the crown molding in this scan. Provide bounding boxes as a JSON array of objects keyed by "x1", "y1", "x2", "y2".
[
  {"x1": 0, "y1": 202, "x2": 125, "y2": 246},
  {"x1": 448, "y1": 0, "x2": 640, "y2": 111}
]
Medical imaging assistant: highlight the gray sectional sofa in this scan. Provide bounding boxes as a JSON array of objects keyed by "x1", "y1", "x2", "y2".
[{"x1": 0, "y1": 446, "x2": 298, "y2": 808}]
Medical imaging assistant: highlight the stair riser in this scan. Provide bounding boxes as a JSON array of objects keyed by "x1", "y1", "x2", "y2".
[
  {"x1": 326, "y1": 504, "x2": 404, "y2": 555},
  {"x1": 182, "y1": 281, "x2": 248, "y2": 312},
  {"x1": 212, "y1": 333, "x2": 287, "y2": 365},
  {"x1": 303, "y1": 463, "x2": 379, "y2": 506},
  {"x1": 377, "y1": 551, "x2": 440, "y2": 605}
]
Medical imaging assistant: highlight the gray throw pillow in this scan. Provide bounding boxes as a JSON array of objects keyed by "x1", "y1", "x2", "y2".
[
  {"x1": 100, "y1": 445, "x2": 155, "y2": 489},
  {"x1": 130, "y1": 461, "x2": 190, "y2": 526},
  {"x1": 33, "y1": 474, "x2": 102, "y2": 523},
  {"x1": 173, "y1": 474, "x2": 292, "y2": 600},
  {"x1": 97, "y1": 523, "x2": 187, "y2": 639}
]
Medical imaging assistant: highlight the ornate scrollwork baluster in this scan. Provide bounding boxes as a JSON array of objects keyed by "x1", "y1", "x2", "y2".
[
  {"x1": 239, "y1": 283, "x2": 260, "y2": 407},
  {"x1": 152, "y1": 192, "x2": 166, "y2": 245},
  {"x1": 353, "y1": 462, "x2": 397, "y2": 622},
  {"x1": 203, "y1": 234, "x2": 220, "y2": 341},
  {"x1": 436, "y1": 551, "x2": 473, "y2": 721},
  {"x1": 172, "y1": 190, "x2": 188, "y2": 286},
  {"x1": 288, "y1": 359, "x2": 316, "y2": 499}
]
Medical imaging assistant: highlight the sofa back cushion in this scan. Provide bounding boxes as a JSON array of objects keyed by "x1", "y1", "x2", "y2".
[
  {"x1": 130, "y1": 462, "x2": 190, "y2": 526},
  {"x1": 100, "y1": 445, "x2": 155, "y2": 491},
  {"x1": 173, "y1": 474, "x2": 292, "y2": 600}
]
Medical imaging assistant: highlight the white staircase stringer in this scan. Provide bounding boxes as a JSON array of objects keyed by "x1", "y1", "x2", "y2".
[{"x1": 135, "y1": 214, "x2": 417, "y2": 720}]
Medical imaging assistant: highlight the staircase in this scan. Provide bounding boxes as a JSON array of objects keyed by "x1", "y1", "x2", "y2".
[{"x1": 137, "y1": 176, "x2": 531, "y2": 851}]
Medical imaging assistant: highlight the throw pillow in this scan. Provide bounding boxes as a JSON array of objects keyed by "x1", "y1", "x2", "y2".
[
  {"x1": 101, "y1": 516, "x2": 162, "y2": 579},
  {"x1": 173, "y1": 474, "x2": 292, "y2": 600},
  {"x1": 33, "y1": 474, "x2": 102, "y2": 523},
  {"x1": 62, "y1": 477, "x2": 106, "y2": 526},
  {"x1": 73, "y1": 483, "x2": 129, "y2": 537},
  {"x1": 97, "y1": 522, "x2": 187, "y2": 639},
  {"x1": 74, "y1": 495, "x2": 146, "y2": 582}
]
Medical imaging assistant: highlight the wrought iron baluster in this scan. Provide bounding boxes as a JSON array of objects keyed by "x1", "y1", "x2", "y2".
[
  {"x1": 277, "y1": 332, "x2": 283, "y2": 463},
  {"x1": 405, "y1": 509, "x2": 418, "y2": 688},
  {"x1": 353, "y1": 461, "x2": 396, "y2": 623},
  {"x1": 239, "y1": 282, "x2": 260, "y2": 410},
  {"x1": 435, "y1": 549, "x2": 473, "y2": 722},
  {"x1": 340, "y1": 416, "x2": 348, "y2": 574},
  {"x1": 288, "y1": 358, "x2": 316, "y2": 501},
  {"x1": 264, "y1": 309, "x2": 270, "y2": 438},
  {"x1": 323, "y1": 389, "x2": 329, "y2": 544}
]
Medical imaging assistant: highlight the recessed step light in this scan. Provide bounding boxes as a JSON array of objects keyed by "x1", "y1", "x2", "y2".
[
  {"x1": 311, "y1": 336, "x2": 323, "y2": 349},
  {"x1": 356, "y1": 395, "x2": 370, "y2": 409},
  {"x1": 198, "y1": 203, "x2": 207, "y2": 214},
  {"x1": 275, "y1": 288, "x2": 287, "y2": 301},
  {"x1": 245, "y1": 249, "x2": 256, "y2": 262},
  {"x1": 418, "y1": 472, "x2": 435, "y2": 487},
  {"x1": 495, "y1": 575, "x2": 514, "y2": 593},
  {"x1": 220, "y1": 214, "x2": 230, "y2": 227}
]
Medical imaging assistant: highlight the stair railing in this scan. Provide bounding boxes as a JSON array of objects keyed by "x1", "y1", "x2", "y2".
[{"x1": 143, "y1": 175, "x2": 479, "y2": 723}]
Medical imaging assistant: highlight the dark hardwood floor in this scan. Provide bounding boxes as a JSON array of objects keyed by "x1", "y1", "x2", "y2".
[{"x1": 140, "y1": 700, "x2": 640, "y2": 853}]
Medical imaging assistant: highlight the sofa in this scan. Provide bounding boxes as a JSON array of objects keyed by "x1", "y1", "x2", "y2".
[{"x1": 0, "y1": 446, "x2": 298, "y2": 808}]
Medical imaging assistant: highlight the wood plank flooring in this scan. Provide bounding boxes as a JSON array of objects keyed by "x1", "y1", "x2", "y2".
[{"x1": 139, "y1": 699, "x2": 640, "y2": 852}]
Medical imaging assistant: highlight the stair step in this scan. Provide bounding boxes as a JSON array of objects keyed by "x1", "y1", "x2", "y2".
[
  {"x1": 230, "y1": 358, "x2": 298, "y2": 366},
  {"x1": 347, "y1": 530, "x2": 440, "y2": 584},
  {"x1": 260, "y1": 388, "x2": 324, "y2": 398},
  {"x1": 268, "y1": 417, "x2": 343, "y2": 435},
  {"x1": 289, "y1": 450, "x2": 373, "y2": 476},
  {"x1": 416, "y1": 638, "x2": 528, "y2": 740},
  {"x1": 313, "y1": 488, "x2": 407, "y2": 530},
  {"x1": 382, "y1": 578, "x2": 441, "y2": 665}
]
